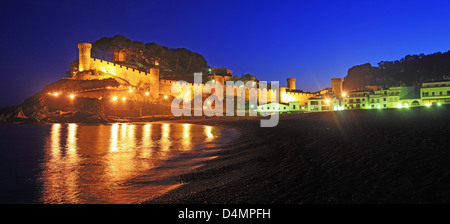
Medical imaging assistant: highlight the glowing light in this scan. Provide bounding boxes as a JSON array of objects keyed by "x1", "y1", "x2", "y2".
[
  {"x1": 163, "y1": 123, "x2": 169, "y2": 137},
  {"x1": 204, "y1": 126, "x2": 214, "y2": 139},
  {"x1": 141, "y1": 124, "x2": 152, "y2": 155},
  {"x1": 145, "y1": 92, "x2": 150, "y2": 96},
  {"x1": 164, "y1": 95, "x2": 168, "y2": 99},
  {"x1": 325, "y1": 99, "x2": 330, "y2": 104},
  {"x1": 437, "y1": 102, "x2": 442, "y2": 106},
  {"x1": 281, "y1": 92, "x2": 295, "y2": 103},
  {"x1": 405, "y1": 104, "x2": 409, "y2": 108},
  {"x1": 50, "y1": 124, "x2": 61, "y2": 153},
  {"x1": 377, "y1": 105, "x2": 381, "y2": 109},
  {"x1": 69, "y1": 94, "x2": 75, "y2": 99},
  {"x1": 67, "y1": 123, "x2": 78, "y2": 152},
  {"x1": 397, "y1": 103, "x2": 402, "y2": 108},
  {"x1": 425, "y1": 103, "x2": 431, "y2": 107},
  {"x1": 110, "y1": 123, "x2": 119, "y2": 152},
  {"x1": 122, "y1": 97, "x2": 126, "y2": 101},
  {"x1": 112, "y1": 96, "x2": 118, "y2": 101},
  {"x1": 129, "y1": 89, "x2": 133, "y2": 93},
  {"x1": 341, "y1": 93, "x2": 346, "y2": 97},
  {"x1": 183, "y1": 124, "x2": 190, "y2": 138},
  {"x1": 160, "y1": 123, "x2": 171, "y2": 152},
  {"x1": 53, "y1": 92, "x2": 59, "y2": 96},
  {"x1": 207, "y1": 101, "x2": 211, "y2": 105}
]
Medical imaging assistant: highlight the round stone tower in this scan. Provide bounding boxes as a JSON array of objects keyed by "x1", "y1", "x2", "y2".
[
  {"x1": 149, "y1": 68, "x2": 160, "y2": 98},
  {"x1": 287, "y1": 78, "x2": 296, "y2": 90},
  {"x1": 78, "y1": 43, "x2": 92, "y2": 72},
  {"x1": 331, "y1": 78, "x2": 343, "y2": 97}
]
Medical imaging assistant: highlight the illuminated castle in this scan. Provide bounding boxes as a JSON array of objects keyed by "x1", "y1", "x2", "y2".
[
  {"x1": 74, "y1": 42, "x2": 279, "y2": 103},
  {"x1": 74, "y1": 42, "x2": 355, "y2": 113}
]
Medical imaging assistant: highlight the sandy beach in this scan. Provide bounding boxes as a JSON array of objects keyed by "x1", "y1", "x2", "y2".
[{"x1": 145, "y1": 105, "x2": 450, "y2": 203}]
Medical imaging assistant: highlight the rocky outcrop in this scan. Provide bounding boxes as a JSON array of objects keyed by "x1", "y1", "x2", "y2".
[{"x1": 0, "y1": 78, "x2": 114, "y2": 123}]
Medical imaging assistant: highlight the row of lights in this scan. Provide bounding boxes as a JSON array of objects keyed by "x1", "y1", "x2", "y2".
[
  {"x1": 48, "y1": 92, "x2": 76, "y2": 99},
  {"x1": 425, "y1": 102, "x2": 442, "y2": 107}
]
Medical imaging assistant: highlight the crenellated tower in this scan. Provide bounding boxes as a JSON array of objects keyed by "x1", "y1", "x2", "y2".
[
  {"x1": 78, "y1": 43, "x2": 92, "y2": 71},
  {"x1": 331, "y1": 78, "x2": 343, "y2": 97},
  {"x1": 287, "y1": 78, "x2": 296, "y2": 90}
]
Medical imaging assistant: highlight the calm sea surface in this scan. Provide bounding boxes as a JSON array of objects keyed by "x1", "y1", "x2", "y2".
[{"x1": 0, "y1": 122, "x2": 235, "y2": 204}]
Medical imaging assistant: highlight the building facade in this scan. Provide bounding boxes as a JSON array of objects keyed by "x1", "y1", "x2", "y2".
[
  {"x1": 420, "y1": 81, "x2": 450, "y2": 106},
  {"x1": 257, "y1": 102, "x2": 302, "y2": 115}
]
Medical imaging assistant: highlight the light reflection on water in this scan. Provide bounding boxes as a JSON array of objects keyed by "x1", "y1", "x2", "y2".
[{"x1": 40, "y1": 123, "x2": 219, "y2": 204}]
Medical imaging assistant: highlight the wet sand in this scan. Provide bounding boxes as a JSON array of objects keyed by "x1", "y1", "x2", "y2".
[{"x1": 146, "y1": 105, "x2": 450, "y2": 203}]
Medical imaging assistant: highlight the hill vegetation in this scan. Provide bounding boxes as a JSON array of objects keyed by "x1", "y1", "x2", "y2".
[
  {"x1": 69, "y1": 35, "x2": 209, "y2": 82},
  {"x1": 343, "y1": 51, "x2": 450, "y2": 91}
]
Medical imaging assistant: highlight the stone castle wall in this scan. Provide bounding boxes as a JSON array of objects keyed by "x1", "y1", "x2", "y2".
[
  {"x1": 280, "y1": 87, "x2": 317, "y2": 105},
  {"x1": 158, "y1": 79, "x2": 278, "y2": 102}
]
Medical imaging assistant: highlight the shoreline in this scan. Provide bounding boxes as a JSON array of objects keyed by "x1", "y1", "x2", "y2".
[
  {"x1": 3, "y1": 106, "x2": 450, "y2": 203},
  {"x1": 144, "y1": 105, "x2": 450, "y2": 203}
]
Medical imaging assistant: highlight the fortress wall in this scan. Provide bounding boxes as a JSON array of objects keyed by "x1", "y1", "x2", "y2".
[
  {"x1": 90, "y1": 58, "x2": 151, "y2": 88},
  {"x1": 159, "y1": 79, "x2": 278, "y2": 103},
  {"x1": 280, "y1": 88, "x2": 317, "y2": 105}
]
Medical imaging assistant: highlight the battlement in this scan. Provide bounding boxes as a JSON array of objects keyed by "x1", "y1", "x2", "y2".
[
  {"x1": 92, "y1": 58, "x2": 148, "y2": 75},
  {"x1": 78, "y1": 43, "x2": 92, "y2": 49}
]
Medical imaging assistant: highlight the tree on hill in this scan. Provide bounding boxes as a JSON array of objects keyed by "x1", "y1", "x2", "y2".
[
  {"x1": 88, "y1": 35, "x2": 208, "y2": 82},
  {"x1": 343, "y1": 51, "x2": 450, "y2": 91}
]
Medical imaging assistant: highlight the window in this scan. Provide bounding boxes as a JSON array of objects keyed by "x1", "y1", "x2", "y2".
[
  {"x1": 311, "y1": 101, "x2": 319, "y2": 105},
  {"x1": 440, "y1": 92, "x2": 443, "y2": 96},
  {"x1": 284, "y1": 107, "x2": 287, "y2": 110},
  {"x1": 293, "y1": 105, "x2": 296, "y2": 109},
  {"x1": 362, "y1": 104, "x2": 365, "y2": 107},
  {"x1": 371, "y1": 99, "x2": 374, "y2": 103},
  {"x1": 383, "y1": 104, "x2": 387, "y2": 107},
  {"x1": 377, "y1": 99, "x2": 380, "y2": 103},
  {"x1": 383, "y1": 98, "x2": 386, "y2": 101},
  {"x1": 432, "y1": 92, "x2": 435, "y2": 96},
  {"x1": 447, "y1": 91, "x2": 450, "y2": 95},
  {"x1": 362, "y1": 98, "x2": 365, "y2": 101}
]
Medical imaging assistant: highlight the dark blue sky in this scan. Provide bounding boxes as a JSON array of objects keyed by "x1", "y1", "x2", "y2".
[{"x1": 1, "y1": 0, "x2": 450, "y2": 107}]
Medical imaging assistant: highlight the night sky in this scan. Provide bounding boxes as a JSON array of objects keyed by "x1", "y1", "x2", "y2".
[{"x1": 1, "y1": 0, "x2": 450, "y2": 107}]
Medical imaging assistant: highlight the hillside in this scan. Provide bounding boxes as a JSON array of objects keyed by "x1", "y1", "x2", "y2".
[
  {"x1": 0, "y1": 79, "x2": 173, "y2": 123},
  {"x1": 343, "y1": 51, "x2": 450, "y2": 91},
  {"x1": 68, "y1": 35, "x2": 209, "y2": 83}
]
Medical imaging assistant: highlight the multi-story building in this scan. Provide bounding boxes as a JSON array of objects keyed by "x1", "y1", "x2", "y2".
[
  {"x1": 368, "y1": 87, "x2": 401, "y2": 109},
  {"x1": 344, "y1": 90, "x2": 370, "y2": 110},
  {"x1": 398, "y1": 86, "x2": 421, "y2": 107},
  {"x1": 308, "y1": 96, "x2": 343, "y2": 112},
  {"x1": 257, "y1": 101, "x2": 302, "y2": 115},
  {"x1": 420, "y1": 80, "x2": 450, "y2": 106},
  {"x1": 305, "y1": 80, "x2": 450, "y2": 112}
]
